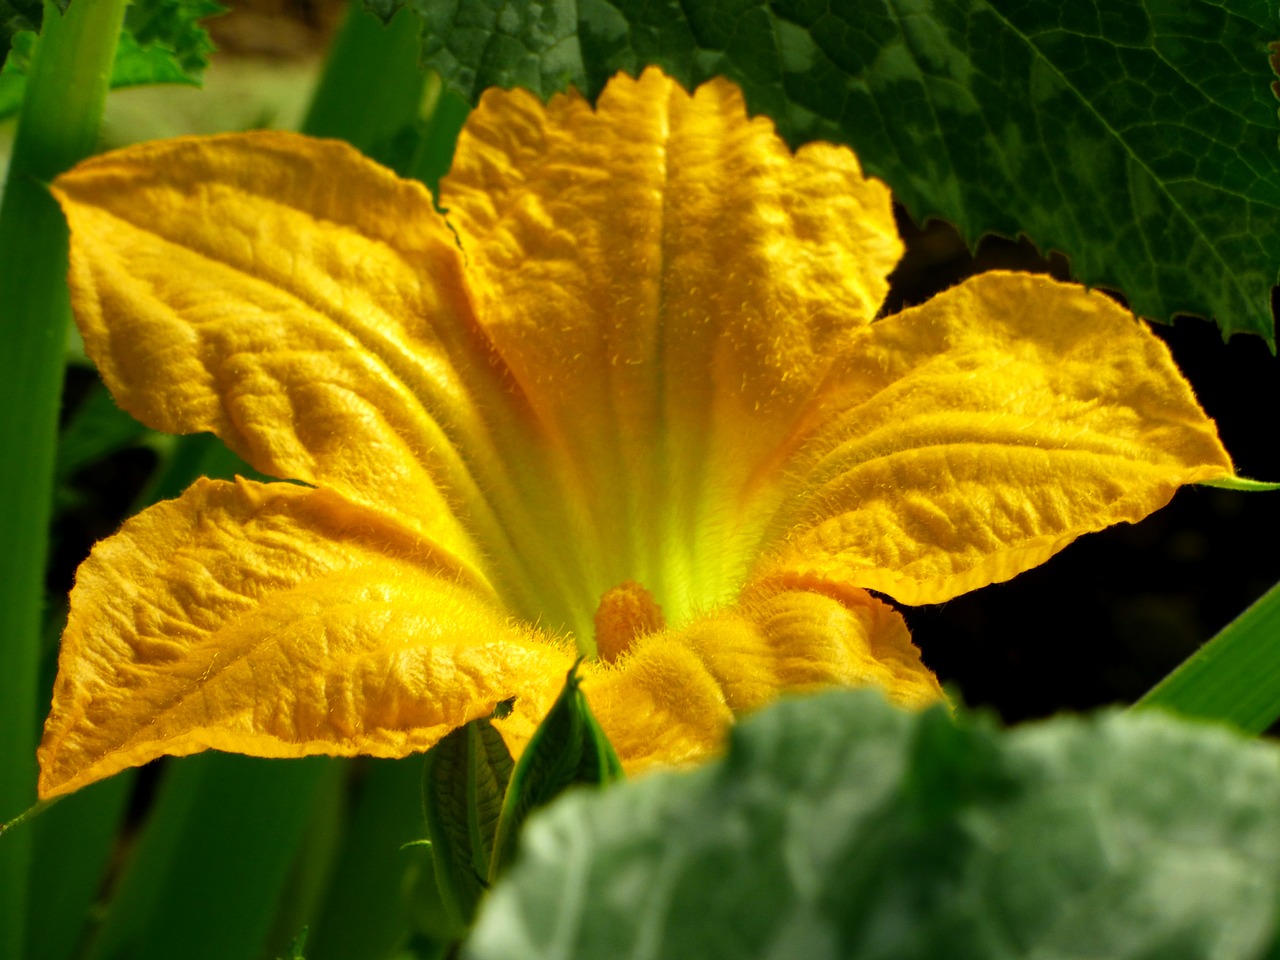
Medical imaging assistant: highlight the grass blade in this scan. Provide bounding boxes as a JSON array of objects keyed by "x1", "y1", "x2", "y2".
[{"x1": 1137, "y1": 579, "x2": 1280, "y2": 733}]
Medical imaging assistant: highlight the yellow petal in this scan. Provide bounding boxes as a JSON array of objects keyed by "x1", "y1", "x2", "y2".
[
  {"x1": 50, "y1": 132, "x2": 557, "y2": 620},
  {"x1": 750, "y1": 272, "x2": 1234, "y2": 606},
  {"x1": 442, "y1": 68, "x2": 903, "y2": 624},
  {"x1": 583, "y1": 585, "x2": 941, "y2": 772},
  {"x1": 38, "y1": 478, "x2": 573, "y2": 800}
]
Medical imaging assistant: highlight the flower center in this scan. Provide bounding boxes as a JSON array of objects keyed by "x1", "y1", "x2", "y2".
[{"x1": 593, "y1": 580, "x2": 666, "y2": 664}]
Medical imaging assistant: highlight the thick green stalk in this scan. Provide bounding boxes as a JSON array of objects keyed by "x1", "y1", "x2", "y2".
[
  {"x1": 26, "y1": 775, "x2": 133, "y2": 960},
  {"x1": 0, "y1": 1, "x2": 125, "y2": 955},
  {"x1": 83, "y1": 755, "x2": 333, "y2": 960},
  {"x1": 307, "y1": 759, "x2": 432, "y2": 960},
  {"x1": 1136, "y1": 579, "x2": 1280, "y2": 734},
  {"x1": 301, "y1": 2, "x2": 425, "y2": 153},
  {"x1": 406, "y1": 73, "x2": 469, "y2": 194}
]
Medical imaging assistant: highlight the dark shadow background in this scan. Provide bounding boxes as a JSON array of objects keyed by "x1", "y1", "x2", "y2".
[{"x1": 887, "y1": 209, "x2": 1280, "y2": 722}]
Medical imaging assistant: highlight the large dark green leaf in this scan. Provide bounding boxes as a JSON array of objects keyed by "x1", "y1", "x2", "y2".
[
  {"x1": 400, "y1": 0, "x2": 1280, "y2": 345},
  {"x1": 464, "y1": 691, "x2": 1280, "y2": 960}
]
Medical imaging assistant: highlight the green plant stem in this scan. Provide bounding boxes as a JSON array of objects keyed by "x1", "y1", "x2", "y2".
[
  {"x1": 27, "y1": 775, "x2": 133, "y2": 960},
  {"x1": 0, "y1": 1, "x2": 125, "y2": 955},
  {"x1": 1137, "y1": 579, "x2": 1280, "y2": 734},
  {"x1": 307, "y1": 759, "x2": 429, "y2": 960},
  {"x1": 84, "y1": 755, "x2": 334, "y2": 960},
  {"x1": 300, "y1": 1, "x2": 425, "y2": 152},
  {"x1": 407, "y1": 72, "x2": 469, "y2": 194}
]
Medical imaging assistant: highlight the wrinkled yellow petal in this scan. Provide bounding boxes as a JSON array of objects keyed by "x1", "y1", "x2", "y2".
[
  {"x1": 583, "y1": 585, "x2": 941, "y2": 772},
  {"x1": 750, "y1": 272, "x2": 1234, "y2": 606},
  {"x1": 442, "y1": 68, "x2": 903, "y2": 624},
  {"x1": 50, "y1": 132, "x2": 559, "y2": 620},
  {"x1": 43, "y1": 68, "x2": 1245, "y2": 799},
  {"x1": 38, "y1": 478, "x2": 573, "y2": 800}
]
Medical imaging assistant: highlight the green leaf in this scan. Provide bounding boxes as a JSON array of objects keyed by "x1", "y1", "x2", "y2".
[
  {"x1": 306, "y1": 759, "x2": 425, "y2": 960},
  {"x1": 0, "y1": 0, "x2": 223, "y2": 121},
  {"x1": 1199, "y1": 475, "x2": 1280, "y2": 492},
  {"x1": 1138, "y1": 578, "x2": 1280, "y2": 734},
  {"x1": 489, "y1": 664, "x2": 622, "y2": 881},
  {"x1": 416, "y1": 0, "x2": 1280, "y2": 345},
  {"x1": 123, "y1": 0, "x2": 224, "y2": 78},
  {"x1": 0, "y1": 26, "x2": 34, "y2": 118},
  {"x1": 422, "y1": 714, "x2": 515, "y2": 930},
  {"x1": 25, "y1": 774, "x2": 132, "y2": 960},
  {"x1": 277, "y1": 927, "x2": 307, "y2": 960},
  {"x1": 83, "y1": 754, "x2": 338, "y2": 960},
  {"x1": 361, "y1": 0, "x2": 402, "y2": 26},
  {"x1": 465, "y1": 690, "x2": 1280, "y2": 960}
]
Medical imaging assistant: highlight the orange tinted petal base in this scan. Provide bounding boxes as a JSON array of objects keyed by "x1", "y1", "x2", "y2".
[
  {"x1": 443, "y1": 68, "x2": 903, "y2": 626},
  {"x1": 584, "y1": 585, "x2": 942, "y2": 773}
]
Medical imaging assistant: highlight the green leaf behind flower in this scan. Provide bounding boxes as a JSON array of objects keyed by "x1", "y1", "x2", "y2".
[
  {"x1": 0, "y1": 0, "x2": 223, "y2": 120},
  {"x1": 464, "y1": 690, "x2": 1280, "y2": 960},
  {"x1": 394, "y1": 0, "x2": 1280, "y2": 345},
  {"x1": 421, "y1": 715, "x2": 514, "y2": 931}
]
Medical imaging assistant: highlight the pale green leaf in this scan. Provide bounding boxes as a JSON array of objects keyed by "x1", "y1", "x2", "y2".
[{"x1": 466, "y1": 691, "x2": 1280, "y2": 960}]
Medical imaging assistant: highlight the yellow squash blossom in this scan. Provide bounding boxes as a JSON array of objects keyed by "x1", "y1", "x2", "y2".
[{"x1": 38, "y1": 69, "x2": 1233, "y2": 800}]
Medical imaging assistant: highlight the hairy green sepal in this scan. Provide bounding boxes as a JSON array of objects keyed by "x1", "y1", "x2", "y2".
[
  {"x1": 421, "y1": 713, "x2": 515, "y2": 931},
  {"x1": 489, "y1": 664, "x2": 624, "y2": 882},
  {"x1": 421, "y1": 665, "x2": 624, "y2": 935}
]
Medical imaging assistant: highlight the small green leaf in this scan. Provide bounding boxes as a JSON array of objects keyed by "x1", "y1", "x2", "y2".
[
  {"x1": 0, "y1": 0, "x2": 222, "y2": 121},
  {"x1": 465, "y1": 691, "x2": 1280, "y2": 960},
  {"x1": 0, "y1": 26, "x2": 33, "y2": 116},
  {"x1": 417, "y1": 0, "x2": 1280, "y2": 344},
  {"x1": 1139, "y1": 578, "x2": 1280, "y2": 734},
  {"x1": 105, "y1": 26, "x2": 200, "y2": 90},
  {"x1": 421, "y1": 714, "x2": 514, "y2": 929},
  {"x1": 489, "y1": 664, "x2": 623, "y2": 881}
]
